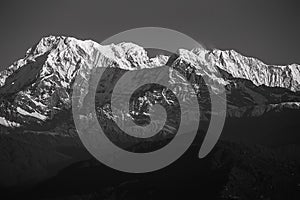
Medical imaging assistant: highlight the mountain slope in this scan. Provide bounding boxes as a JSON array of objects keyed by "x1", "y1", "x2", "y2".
[{"x1": 0, "y1": 36, "x2": 299, "y2": 130}]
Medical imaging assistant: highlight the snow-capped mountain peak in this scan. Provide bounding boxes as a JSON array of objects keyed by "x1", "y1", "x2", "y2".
[
  {"x1": 0, "y1": 35, "x2": 300, "y2": 129},
  {"x1": 208, "y1": 49, "x2": 300, "y2": 91}
]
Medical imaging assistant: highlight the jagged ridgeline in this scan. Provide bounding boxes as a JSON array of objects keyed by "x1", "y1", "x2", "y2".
[
  {"x1": 0, "y1": 35, "x2": 299, "y2": 132},
  {"x1": 0, "y1": 36, "x2": 300, "y2": 199}
]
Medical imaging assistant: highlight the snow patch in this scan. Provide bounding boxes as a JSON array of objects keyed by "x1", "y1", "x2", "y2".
[
  {"x1": 17, "y1": 107, "x2": 47, "y2": 121},
  {"x1": 0, "y1": 117, "x2": 20, "y2": 127}
]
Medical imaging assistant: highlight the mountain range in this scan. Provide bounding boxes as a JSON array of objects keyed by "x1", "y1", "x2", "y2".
[
  {"x1": 0, "y1": 35, "x2": 300, "y2": 130},
  {"x1": 0, "y1": 36, "x2": 300, "y2": 199}
]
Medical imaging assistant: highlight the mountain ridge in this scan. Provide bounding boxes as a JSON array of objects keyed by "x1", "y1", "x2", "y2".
[{"x1": 0, "y1": 35, "x2": 300, "y2": 129}]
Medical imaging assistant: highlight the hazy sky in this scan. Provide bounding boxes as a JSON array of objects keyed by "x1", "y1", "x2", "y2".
[{"x1": 0, "y1": 0, "x2": 299, "y2": 70}]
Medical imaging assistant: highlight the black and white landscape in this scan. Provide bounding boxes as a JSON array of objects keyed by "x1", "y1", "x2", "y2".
[
  {"x1": 1, "y1": 0, "x2": 300, "y2": 199},
  {"x1": 0, "y1": 35, "x2": 299, "y2": 199}
]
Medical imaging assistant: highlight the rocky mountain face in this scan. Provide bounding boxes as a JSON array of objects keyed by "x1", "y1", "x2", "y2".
[
  {"x1": 0, "y1": 36, "x2": 300, "y2": 131},
  {"x1": 0, "y1": 36, "x2": 300, "y2": 199},
  {"x1": 204, "y1": 48, "x2": 300, "y2": 91}
]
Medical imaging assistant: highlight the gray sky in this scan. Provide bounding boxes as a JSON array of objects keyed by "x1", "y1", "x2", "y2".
[{"x1": 0, "y1": 0, "x2": 299, "y2": 71}]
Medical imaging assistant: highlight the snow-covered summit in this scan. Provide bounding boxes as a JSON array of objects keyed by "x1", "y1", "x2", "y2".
[
  {"x1": 0, "y1": 36, "x2": 170, "y2": 127},
  {"x1": 207, "y1": 49, "x2": 300, "y2": 91},
  {"x1": 0, "y1": 35, "x2": 299, "y2": 128}
]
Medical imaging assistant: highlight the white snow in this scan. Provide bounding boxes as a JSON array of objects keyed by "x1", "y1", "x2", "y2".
[
  {"x1": 0, "y1": 117, "x2": 20, "y2": 127},
  {"x1": 30, "y1": 98, "x2": 47, "y2": 108},
  {"x1": 17, "y1": 107, "x2": 47, "y2": 121},
  {"x1": 0, "y1": 35, "x2": 300, "y2": 128}
]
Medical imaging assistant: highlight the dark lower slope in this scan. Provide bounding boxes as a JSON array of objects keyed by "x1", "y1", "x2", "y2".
[
  {"x1": 0, "y1": 108, "x2": 300, "y2": 199},
  {"x1": 221, "y1": 108, "x2": 300, "y2": 146},
  {"x1": 11, "y1": 140, "x2": 300, "y2": 200},
  {"x1": 0, "y1": 131, "x2": 90, "y2": 187}
]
